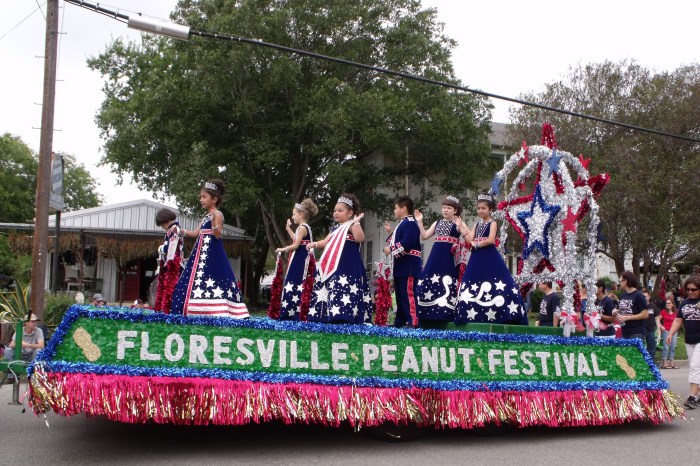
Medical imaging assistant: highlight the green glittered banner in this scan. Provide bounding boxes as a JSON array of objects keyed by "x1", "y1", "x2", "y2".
[{"x1": 55, "y1": 315, "x2": 655, "y2": 383}]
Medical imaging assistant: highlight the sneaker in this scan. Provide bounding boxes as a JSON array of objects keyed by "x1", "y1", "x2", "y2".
[{"x1": 684, "y1": 396, "x2": 697, "y2": 410}]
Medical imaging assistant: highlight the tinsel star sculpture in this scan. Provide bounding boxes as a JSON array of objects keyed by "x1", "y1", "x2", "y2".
[{"x1": 490, "y1": 123, "x2": 610, "y2": 328}]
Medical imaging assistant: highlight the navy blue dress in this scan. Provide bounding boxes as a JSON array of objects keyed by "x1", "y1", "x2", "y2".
[
  {"x1": 308, "y1": 225, "x2": 373, "y2": 324},
  {"x1": 279, "y1": 223, "x2": 313, "y2": 320},
  {"x1": 171, "y1": 213, "x2": 249, "y2": 318},
  {"x1": 454, "y1": 221, "x2": 527, "y2": 325},
  {"x1": 416, "y1": 220, "x2": 461, "y2": 321}
]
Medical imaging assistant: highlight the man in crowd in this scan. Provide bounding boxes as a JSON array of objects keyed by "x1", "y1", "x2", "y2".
[{"x1": 4, "y1": 313, "x2": 45, "y2": 363}]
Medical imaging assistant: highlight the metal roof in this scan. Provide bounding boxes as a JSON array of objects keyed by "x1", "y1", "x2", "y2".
[{"x1": 0, "y1": 199, "x2": 252, "y2": 241}]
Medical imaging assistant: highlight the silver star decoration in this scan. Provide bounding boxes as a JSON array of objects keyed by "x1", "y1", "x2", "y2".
[
  {"x1": 338, "y1": 275, "x2": 349, "y2": 286},
  {"x1": 195, "y1": 279, "x2": 202, "y2": 286},
  {"x1": 196, "y1": 270, "x2": 204, "y2": 278},
  {"x1": 431, "y1": 274, "x2": 440, "y2": 284},
  {"x1": 284, "y1": 282, "x2": 294, "y2": 293},
  {"x1": 281, "y1": 300, "x2": 289, "y2": 309},
  {"x1": 205, "y1": 278, "x2": 215, "y2": 288},
  {"x1": 484, "y1": 292, "x2": 492, "y2": 301},
  {"x1": 424, "y1": 290, "x2": 434, "y2": 300},
  {"x1": 352, "y1": 305, "x2": 359, "y2": 316},
  {"x1": 495, "y1": 280, "x2": 506, "y2": 291},
  {"x1": 192, "y1": 288, "x2": 204, "y2": 299},
  {"x1": 349, "y1": 284, "x2": 359, "y2": 294},
  {"x1": 330, "y1": 305, "x2": 341, "y2": 316},
  {"x1": 315, "y1": 287, "x2": 329, "y2": 303},
  {"x1": 417, "y1": 279, "x2": 424, "y2": 286},
  {"x1": 512, "y1": 287, "x2": 519, "y2": 295},
  {"x1": 466, "y1": 308, "x2": 477, "y2": 320},
  {"x1": 226, "y1": 290, "x2": 233, "y2": 298},
  {"x1": 212, "y1": 287, "x2": 224, "y2": 298},
  {"x1": 291, "y1": 295, "x2": 299, "y2": 303},
  {"x1": 341, "y1": 294, "x2": 352, "y2": 306},
  {"x1": 459, "y1": 287, "x2": 473, "y2": 302},
  {"x1": 363, "y1": 294, "x2": 372, "y2": 303},
  {"x1": 470, "y1": 283, "x2": 478, "y2": 292},
  {"x1": 486, "y1": 309, "x2": 497, "y2": 321},
  {"x1": 203, "y1": 236, "x2": 211, "y2": 244},
  {"x1": 507, "y1": 301, "x2": 520, "y2": 315}
]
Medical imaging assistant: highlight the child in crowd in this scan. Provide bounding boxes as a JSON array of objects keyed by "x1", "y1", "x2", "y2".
[
  {"x1": 154, "y1": 207, "x2": 183, "y2": 314},
  {"x1": 414, "y1": 196, "x2": 464, "y2": 322},
  {"x1": 307, "y1": 193, "x2": 372, "y2": 324},
  {"x1": 275, "y1": 198, "x2": 319, "y2": 320},
  {"x1": 536, "y1": 282, "x2": 560, "y2": 327},
  {"x1": 455, "y1": 194, "x2": 528, "y2": 325},
  {"x1": 384, "y1": 196, "x2": 422, "y2": 327},
  {"x1": 170, "y1": 179, "x2": 249, "y2": 318}
]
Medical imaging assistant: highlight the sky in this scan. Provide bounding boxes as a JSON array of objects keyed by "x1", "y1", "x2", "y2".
[{"x1": 1, "y1": 0, "x2": 698, "y2": 206}]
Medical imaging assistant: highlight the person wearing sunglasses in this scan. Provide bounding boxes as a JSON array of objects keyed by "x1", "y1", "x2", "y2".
[
  {"x1": 666, "y1": 276, "x2": 700, "y2": 409},
  {"x1": 614, "y1": 271, "x2": 649, "y2": 341}
]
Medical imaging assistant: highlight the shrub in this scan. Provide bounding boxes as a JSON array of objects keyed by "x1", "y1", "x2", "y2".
[{"x1": 44, "y1": 292, "x2": 75, "y2": 327}]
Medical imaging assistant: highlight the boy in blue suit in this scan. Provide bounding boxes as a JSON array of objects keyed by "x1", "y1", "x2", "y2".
[{"x1": 384, "y1": 196, "x2": 422, "y2": 327}]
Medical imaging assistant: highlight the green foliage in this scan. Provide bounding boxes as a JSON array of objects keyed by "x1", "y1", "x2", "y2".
[
  {"x1": 43, "y1": 292, "x2": 75, "y2": 327},
  {"x1": 0, "y1": 134, "x2": 102, "y2": 223},
  {"x1": 87, "y1": 0, "x2": 494, "y2": 300},
  {"x1": 0, "y1": 235, "x2": 15, "y2": 276},
  {"x1": 0, "y1": 281, "x2": 30, "y2": 323},
  {"x1": 529, "y1": 288, "x2": 545, "y2": 316}
]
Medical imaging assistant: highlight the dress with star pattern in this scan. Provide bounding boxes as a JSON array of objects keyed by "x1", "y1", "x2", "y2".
[
  {"x1": 454, "y1": 221, "x2": 527, "y2": 325},
  {"x1": 308, "y1": 228, "x2": 373, "y2": 324},
  {"x1": 416, "y1": 220, "x2": 461, "y2": 321},
  {"x1": 170, "y1": 213, "x2": 249, "y2": 318},
  {"x1": 279, "y1": 223, "x2": 313, "y2": 320}
]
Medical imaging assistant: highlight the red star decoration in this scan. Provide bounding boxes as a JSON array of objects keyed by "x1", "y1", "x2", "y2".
[
  {"x1": 561, "y1": 206, "x2": 578, "y2": 234},
  {"x1": 518, "y1": 141, "x2": 530, "y2": 167},
  {"x1": 578, "y1": 154, "x2": 591, "y2": 170}
]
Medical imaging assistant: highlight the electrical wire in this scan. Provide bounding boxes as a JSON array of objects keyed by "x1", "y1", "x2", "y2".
[
  {"x1": 64, "y1": 0, "x2": 700, "y2": 144},
  {"x1": 0, "y1": 2, "x2": 47, "y2": 42}
]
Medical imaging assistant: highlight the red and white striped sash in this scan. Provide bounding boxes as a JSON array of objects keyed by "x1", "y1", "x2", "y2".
[{"x1": 317, "y1": 221, "x2": 353, "y2": 282}]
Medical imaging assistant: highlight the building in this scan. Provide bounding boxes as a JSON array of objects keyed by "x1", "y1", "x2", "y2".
[{"x1": 0, "y1": 199, "x2": 252, "y2": 303}]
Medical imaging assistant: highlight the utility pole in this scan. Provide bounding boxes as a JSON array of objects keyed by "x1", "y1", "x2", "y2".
[{"x1": 31, "y1": 0, "x2": 60, "y2": 319}]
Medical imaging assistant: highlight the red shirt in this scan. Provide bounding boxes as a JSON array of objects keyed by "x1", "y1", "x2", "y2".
[{"x1": 660, "y1": 309, "x2": 677, "y2": 331}]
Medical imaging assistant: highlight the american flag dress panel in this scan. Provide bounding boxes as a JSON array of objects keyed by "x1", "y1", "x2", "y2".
[
  {"x1": 416, "y1": 220, "x2": 461, "y2": 321},
  {"x1": 279, "y1": 223, "x2": 312, "y2": 321},
  {"x1": 454, "y1": 221, "x2": 527, "y2": 325},
  {"x1": 170, "y1": 213, "x2": 249, "y2": 318},
  {"x1": 308, "y1": 226, "x2": 372, "y2": 324}
]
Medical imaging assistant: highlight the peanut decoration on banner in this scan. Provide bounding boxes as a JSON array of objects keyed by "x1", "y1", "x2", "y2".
[{"x1": 490, "y1": 123, "x2": 609, "y2": 333}]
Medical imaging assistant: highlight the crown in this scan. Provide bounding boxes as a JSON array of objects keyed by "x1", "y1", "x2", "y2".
[
  {"x1": 337, "y1": 196, "x2": 354, "y2": 208},
  {"x1": 204, "y1": 181, "x2": 219, "y2": 192},
  {"x1": 294, "y1": 202, "x2": 307, "y2": 212},
  {"x1": 477, "y1": 193, "x2": 493, "y2": 202},
  {"x1": 445, "y1": 195, "x2": 460, "y2": 204}
]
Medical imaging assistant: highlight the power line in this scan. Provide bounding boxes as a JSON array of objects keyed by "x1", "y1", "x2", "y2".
[
  {"x1": 0, "y1": 2, "x2": 46, "y2": 42},
  {"x1": 64, "y1": 0, "x2": 700, "y2": 144},
  {"x1": 35, "y1": 0, "x2": 46, "y2": 20}
]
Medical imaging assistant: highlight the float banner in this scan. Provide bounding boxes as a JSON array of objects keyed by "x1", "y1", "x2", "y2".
[{"x1": 35, "y1": 307, "x2": 663, "y2": 391}]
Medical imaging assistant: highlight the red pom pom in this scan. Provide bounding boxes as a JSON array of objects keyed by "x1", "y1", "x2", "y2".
[{"x1": 298, "y1": 255, "x2": 316, "y2": 322}]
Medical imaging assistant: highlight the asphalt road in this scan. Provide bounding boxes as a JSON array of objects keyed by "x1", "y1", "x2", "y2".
[{"x1": 1, "y1": 364, "x2": 699, "y2": 466}]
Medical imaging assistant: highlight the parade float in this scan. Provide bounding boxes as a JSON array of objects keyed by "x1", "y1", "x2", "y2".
[{"x1": 26, "y1": 125, "x2": 684, "y2": 430}]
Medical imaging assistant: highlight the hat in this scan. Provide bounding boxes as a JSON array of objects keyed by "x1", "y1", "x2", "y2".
[
  {"x1": 669, "y1": 267, "x2": 678, "y2": 273},
  {"x1": 92, "y1": 293, "x2": 104, "y2": 301},
  {"x1": 29, "y1": 313, "x2": 40, "y2": 321}
]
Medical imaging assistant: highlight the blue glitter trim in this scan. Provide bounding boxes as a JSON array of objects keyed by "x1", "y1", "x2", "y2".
[{"x1": 30, "y1": 304, "x2": 667, "y2": 391}]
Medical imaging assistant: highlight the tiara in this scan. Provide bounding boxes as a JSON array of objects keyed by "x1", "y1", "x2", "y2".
[
  {"x1": 294, "y1": 202, "x2": 307, "y2": 212},
  {"x1": 204, "y1": 181, "x2": 219, "y2": 192},
  {"x1": 477, "y1": 194, "x2": 493, "y2": 201},
  {"x1": 338, "y1": 196, "x2": 354, "y2": 208},
  {"x1": 445, "y1": 195, "x2": 460, "y2": 204}
]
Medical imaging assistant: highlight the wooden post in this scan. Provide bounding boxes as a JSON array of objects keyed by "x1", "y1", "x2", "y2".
[{"x1": 30, "y1": 0, "x2": 60, "y2": 319}]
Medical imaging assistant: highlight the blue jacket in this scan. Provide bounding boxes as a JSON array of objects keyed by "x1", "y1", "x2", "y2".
[{"x1": 386, "y1": 216, "x2": 422, "y2": 278}]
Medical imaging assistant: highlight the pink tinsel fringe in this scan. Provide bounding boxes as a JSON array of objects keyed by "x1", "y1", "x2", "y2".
[{"x1": 29, "y1": 371, "x2": 683, "y2": 428}]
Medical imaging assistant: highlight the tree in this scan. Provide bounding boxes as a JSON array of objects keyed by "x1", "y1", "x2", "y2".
[
  {"x1": 508, "y1": 61, "x2": 700, "y2": 292},
  {"x1": 0, "y1": 133, "x2": 103, "y2": 223},
  {"x1": 88, "y1": 0, "x2": 494, "y2": 304}
]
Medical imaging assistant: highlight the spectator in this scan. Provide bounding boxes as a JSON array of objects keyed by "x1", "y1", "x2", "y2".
[
  {"x1": 615, "y1": 271, "x2": 648, "y2": 341},
  {"x1": 131, "y1": 299, "x2": 144, "y2": 309},
  {"x1": 666, "y1": 276, "x2": 700, "y2": 409},
  {"x1": 659, "y1": 298, "x2": 679, "y2": 369},
  {"x1": 91, "y1": 293, "x2": 104, "y2": 306},
  {"x1": 595, "y1": 280, "x2": 616, "y2": 338},
  {"x1": 642, "y1": 289, "x2": 658, "y2": 360},
  {"x1": 535, "y1": 282, "x2": 559, "y2": 327},
  {"x1": 4, "y1": 313, "x2": 45, "y2": 363},
  {"x1": 577, "y1": 281, "x2": 589, "y2": 321}
]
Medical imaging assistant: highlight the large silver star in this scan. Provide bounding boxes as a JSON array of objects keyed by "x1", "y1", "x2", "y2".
[
  {"x1": 292, "y1": 295, "x2": 299, "y2": 303},
  {"x1": 495, "y1": 280, "x2": 506, "y2": 291},
  {"x1": 205, "y1": 278, "x2": 215, "y2": 288},
  {"x1": 330, "y1": 305, "x2": 341, "y2": 316},
  {"x1": 431, "y1": 274, "x2": 440, "y2": 284},
  {"x1": 470, "y1": 283, "x2": 478, "y2": 292},
  {"x1": 212, "y1": 287, "x2": 224, "y2": 298},
  {"x1": 486, "y1": 309, "x2": 497, "y2": 321},
  {"x1": 424, "y1": 290, "x2": 434, "y2": 300},
  {"x1": 341, "y1": 294, "x2": 352, "y2": 306},
  {"x1": 349, "y1": 284, "x2": 359, "y2": 294},
  {"x1": 466, "y1": 307, "x2": 477, "y2": 320},
  {"x1": 284, "y1": 282, "x2": 294, "y2": 293},
  {"x1": 192, "y1": 288, "x2": 204, "y2": 299},
  {"x1": 338, "y1": 275, "x2": 349, "y2": 286},
  {"x1": 315, "y1": 287, "x2": 329, "y2": 303},
  {"x1": 203, "y1": 236, "x2": 211, "y2": 244},
  {"x1": 363, "y1": 294, "x2": 372, "y2": 303},
  {"x1": 507, "y1": 301, "x2": 520, "y2": 315},
  {"x1": 459, "y1": 287, "x2": 473, "y2": 302}
]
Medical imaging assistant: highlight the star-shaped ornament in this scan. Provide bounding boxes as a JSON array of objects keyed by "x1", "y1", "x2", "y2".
[
  {"x1": 517, "y1": 185, "x2": 561, "y2": 260},
  {"x1": 485, "y1": 309, "x2": 497, "y2": 321},
  {"x1": 338, "y1": 275, "x2": 349, "y2": 286},
  {"x1": 212, "y1": 287, "x2": 224, "y2": 298},
  {"x1": 546, "y1": 149, "x2": 563, "y2": 177},
  {"x1": 424, "y1": 290, "x2": 434, "y2": 300},
  {"x1": 430, "y1": 274, "x2": 440, "y2": 284},
  {"x1": 466, "y1": 308, "x2": 477, "y2": 320},
  {"x1": 495, "y1": 280, "x2": 506, "y2": 291},
  {"x1": 561, "y1": 206, "x2": 579, "y2": 234},
  {"x1": 205, "y1": 278, "x2": 215, "y2": 289},
  {"x1": 507, "y1": 301, "x2": 521, "y2": 315},
  {"x1": 284, "y1": 282, "x2": 294, "y2": 293}
]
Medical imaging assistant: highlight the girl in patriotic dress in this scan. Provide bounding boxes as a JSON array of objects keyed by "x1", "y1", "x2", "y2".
[
  {"x1": 414, "y1": 196, "x2": 465, "y2": 322},
  {"x1": 170, "y1": 179, "x2": 249, "y2": 319},
  {"x1": 306, "y1": 193, "x2": 373, "y2": 324},
  {"x1": 154, "y1": 208, "x2": 184, "y2": 314},
  {"x1": 454, "y1": 194, "x2": 528, "y2": 325},
  {"x1": 275, "y1": 198, "x2": 319, "y2": 320}
]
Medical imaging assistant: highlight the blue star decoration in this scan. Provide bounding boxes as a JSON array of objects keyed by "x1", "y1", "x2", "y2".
[
  {"x1": 546, "y1": 148, "x2": 562, "y2": 177},
  {"x1": 516, "y1": 185, "x2": 561, "y2": 260},
  {"x1": 490, "y1": 174, "x2": 503, "y2": 195}
]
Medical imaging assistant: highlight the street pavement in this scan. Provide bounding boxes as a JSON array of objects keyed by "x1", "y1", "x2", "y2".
[{"x1": 1, "y1": 363, "x2": 699, "y2": 465}]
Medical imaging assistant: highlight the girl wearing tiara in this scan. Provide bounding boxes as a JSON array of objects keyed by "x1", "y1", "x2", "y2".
[
  {"x1": 154, "y1": 208, "x2": 184, "y2": 314},
  {"x1": 171, "y1": 179, "x2": 249, "y2": 319},
  {"x1": 306, "y1": 193, "x2": 373, "y2": 324},
  {"x1": 414, "y1": 196, "x2": 465, "y2": 322},
  {"x1": 454, "y1": 194, "x2": 527, "y2": 325},
  {"x1": 275, "y1": 198, "x2": 319, "y2": 320}
]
